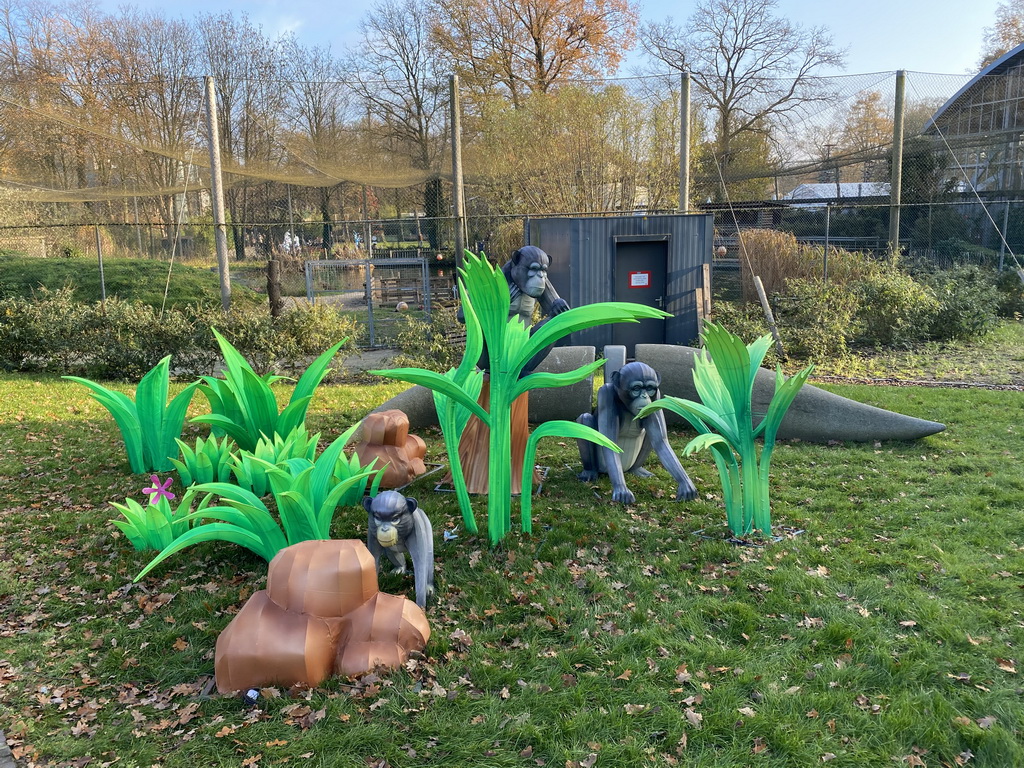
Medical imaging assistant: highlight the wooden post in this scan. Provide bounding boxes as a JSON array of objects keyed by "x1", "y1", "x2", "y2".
[
  {"x1": 204, "y1": 75, "x2": 231, "y2": 313},
  {"x1": 753, "y1": 275, "x2": 785, "y2": 360},
  {"x1": 267, "y1": 259, "x2": 283, "y2": 318},
  {"x1": 888, "y1": 70, "x2": 906, "y2": 258}
]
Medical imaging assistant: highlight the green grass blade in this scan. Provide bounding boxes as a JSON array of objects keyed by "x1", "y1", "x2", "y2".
[
  {"x1": 372, "y1": 367, "x2": 490, "y2": 424},
  {"x1": 134, "y1": 524, "x2": 274, "y2": 581},
  {"x1": 289, "y1": 338, "x2": 346, "y2": 410},
  {"x1": 63, "y1": 376, "x2": 145, "y2": 473},
  {"x1": 521, "y1": 420, "x2": 622, "y2": 533},
  {"x1": 512, "y1": 359, "x2": 605, "y2": 400},
  {"x1": 135, "y1": 356, "x2": 171, "y2": 472}
]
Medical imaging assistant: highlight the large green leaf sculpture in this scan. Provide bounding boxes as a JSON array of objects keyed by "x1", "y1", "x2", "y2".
[
  {"x1": 193, "y1": 329, "x2": 345, "y2": 452},
  {"x1": 373, "y1": 250, "x2": 667, "y2": 544},
  {"x1": 64, "y1": 356, "x2": 199, "y2": 473},
  {"x1": 637, "y1": 322, "x2": 813, "y2": 537}
]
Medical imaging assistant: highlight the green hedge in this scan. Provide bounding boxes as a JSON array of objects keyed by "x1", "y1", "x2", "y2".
[{"x1": 0, "y1": 288, "x2": 359, "y2": 379}]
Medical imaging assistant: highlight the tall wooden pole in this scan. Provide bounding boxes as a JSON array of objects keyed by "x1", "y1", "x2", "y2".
[
  {"x1": 679, "y1": 72, "x2": 691, "y2": 213},
  {"x1": 888, "y1": 70, "x2": 906, "y2": 258},
  {"x1": 450, "y1": 74, "x2": 466, "y2": 270},
  {"x1": 204, "y1": 75, "x2": 231, "y2": 313}
]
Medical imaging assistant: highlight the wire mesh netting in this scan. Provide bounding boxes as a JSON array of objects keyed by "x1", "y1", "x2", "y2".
[{"x1": 2, "y1": 1, "x2": 1023, "y2": 319}]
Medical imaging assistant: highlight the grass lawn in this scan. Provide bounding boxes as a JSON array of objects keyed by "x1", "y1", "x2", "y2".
[
  {"x1": 0, "y1": 254, "x2": 260, "y2": 309},
  {"x1": 0, "y1": 372, "x2": 1022, "y2": 767}
]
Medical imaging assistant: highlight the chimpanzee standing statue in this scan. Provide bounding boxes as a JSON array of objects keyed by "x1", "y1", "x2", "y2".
[
  {"x1": 577, "y1": 361, "x2": 698, "y2": 505},
  {"x1": 468, "y1": 245, "x2": 569, "y2": 374}
]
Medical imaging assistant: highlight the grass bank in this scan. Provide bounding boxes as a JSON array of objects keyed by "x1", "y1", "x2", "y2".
[{"x1": 0, "y1": 374, "x2": 1021, "y2": 767}]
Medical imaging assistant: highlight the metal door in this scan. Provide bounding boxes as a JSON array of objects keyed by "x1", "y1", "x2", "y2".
[{"x1": 613, "y1": 238, "x2": 668, "y2": 357}]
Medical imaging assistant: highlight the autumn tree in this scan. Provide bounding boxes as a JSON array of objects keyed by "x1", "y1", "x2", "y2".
[
  {"x1": 430, "y1": 0, "x2": 639, "y2": 106},
  {"x1": 641, "y1": 0, "x2": 844, "y2": 200},
  {"x1": 979, "y1": 0, "x2": 1024, "y2": 69}
]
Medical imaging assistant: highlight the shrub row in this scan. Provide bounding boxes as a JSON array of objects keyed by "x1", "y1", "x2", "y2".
[
  {"x1": 0, "y1": 287, "x2": 359, "y2": 379},
  {"x1": 716, "y1": 263, "x2": 1020, "y2": 362}
]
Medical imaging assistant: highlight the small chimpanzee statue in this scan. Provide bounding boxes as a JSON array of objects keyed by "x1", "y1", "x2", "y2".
[
  {"x1": 463, "y1": 245, "x2": 569, "y2": 374},
  {"x1": 577, "y1": 361, "x2": 698, "y2": 505},
  {"x1": 363, "y1": 491, "x2": 434, "y2": 609}
]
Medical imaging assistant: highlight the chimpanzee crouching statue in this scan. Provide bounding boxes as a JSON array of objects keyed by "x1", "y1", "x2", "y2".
[
  {"x1": 577, "y1": 361, "x2": 698, "y2": 505},
  {"x1": 363, "y1": 491, "x2": 434, "y2": 609}
]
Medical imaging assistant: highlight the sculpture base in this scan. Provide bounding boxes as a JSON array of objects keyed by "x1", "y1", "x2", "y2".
[{"x1": 446, "y1": 379, "x2": 541, "y2": 495}]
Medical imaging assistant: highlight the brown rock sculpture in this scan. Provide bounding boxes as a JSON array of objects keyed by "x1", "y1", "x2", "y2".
[
  {"x1": 215, "y1": 539, "x2": 430, "y2": 693},
  {"x1": 353, "y1": 409, "x2": 427, "y2": 488}
]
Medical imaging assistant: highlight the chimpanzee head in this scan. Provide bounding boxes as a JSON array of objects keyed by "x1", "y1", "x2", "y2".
[
  {"x1": 612, "y1": 361, "x2": 661, "y2": 415},
  {"x1": 509, "y1": 246, "x2": 552, "y2": 299},
  {"x1": 363, "y1": 491, "x2": 418, "y2": 548}
]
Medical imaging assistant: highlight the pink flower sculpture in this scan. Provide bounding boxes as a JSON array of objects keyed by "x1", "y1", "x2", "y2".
[{"x1": 143, "y1": 475, "x2": 175, "y2": 505}]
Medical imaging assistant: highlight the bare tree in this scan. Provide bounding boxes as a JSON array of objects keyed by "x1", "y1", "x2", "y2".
[
  {"x1": 641, "y1": 0, "x2": 844, "y2": 200},
  {"x1": 197, "y1": 12, "x2": 287, "y2": 260},
  {"x1": 346, "y1": 0, "x2": 449, "y2": 247},
  {"x1": 281, "y1": 37, "x2": 352, "y2": 254}
]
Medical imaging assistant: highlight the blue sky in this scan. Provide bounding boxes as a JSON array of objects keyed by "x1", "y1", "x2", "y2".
[{"x1": 95, "y1": 0, "x2": 1001, "y2": 77}]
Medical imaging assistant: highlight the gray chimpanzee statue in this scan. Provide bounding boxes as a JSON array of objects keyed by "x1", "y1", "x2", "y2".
[
  {"x1": 576, "y1": 361, "x2": 698, "y2": 505},
  {"x1": 363, "y1": 490, "x2": 434, "y2": 609},
  {"x1": 463, "y1": 245, "x2": 569, "y2": 375}
]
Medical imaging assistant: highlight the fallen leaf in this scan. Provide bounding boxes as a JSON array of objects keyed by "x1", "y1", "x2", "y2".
[
  {"x1": 996, "y1": 658, "x2": 1017, "y2": 674},
  {"x1": 899, "y1": 620, "x2": 917, "y2": 628},
  {"x1": 172, "y1": 637, "x2": 189, "y2": 651},
  {"x1": 519, "y1": 746, "x2": 533, "y2": 758},
  {"x1": 580, "y1": 754, "x2": 598, "y2": 768},
  {"x1": 616, "y1": 669, "x2": 633, "y2": 681},
  {"x1": 976, "y1": 716, "x2": 997, "y2": 729},
  {"x1": 623, "y1": 703, "x2": 647, "y2": 715},
  {"x1": 821, "y1": 754, "x2": 836, "y2": 762},
  {"x1": 737, "y1": 706, "x2": 756, "y2": 718},
  {"x1": 684, "y1": 709, "x2": 703, "y2": 729},
  {"x1": 752, "y1": 737, "x2": 768, "y2": 754}
]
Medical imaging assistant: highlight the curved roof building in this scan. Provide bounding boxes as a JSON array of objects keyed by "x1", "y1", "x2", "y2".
[{"x1": 924, "y1": 43, "x2": 1024, "y2": 192}]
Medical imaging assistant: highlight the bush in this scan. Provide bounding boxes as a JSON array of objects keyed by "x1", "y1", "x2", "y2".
[
  {"x1": 994, "y1": 268, "x2": 1024, "y2": 318},
  {"x1": 736, "y1": 229, "x2": 880, "y2": 299},
  {"x1": 391, "y1": 305, "x2": 465, "y2": 372},
  {"x1": 0, "y1": 293, "x2": 361, "y2": 379},
  {"x1": 918, "y1": 266, "x2": 1002, "y2": 341},
  {"x1": 853, "y1": 268, "x2": 939, "y2": 347},
  {"x1": 775, "y1": 279, "x2": 860, "y2": 361}
]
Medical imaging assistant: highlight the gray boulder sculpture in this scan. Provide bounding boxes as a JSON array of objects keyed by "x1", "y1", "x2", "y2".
[
  {"x1": 634, "y1": 344, "x2": 945, "y2": 443},
  {"x1": 369, "y1": 343, "x2": 945, "y2": 443},
  {"x1": 370, "y1": 346, "x2": 597, "y2": 430}
]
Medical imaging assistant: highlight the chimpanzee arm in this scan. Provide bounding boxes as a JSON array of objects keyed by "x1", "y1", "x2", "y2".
[
  {"x1": 642, "y1": 409, "x2": 698, "y2": 501},
  {"x1": 539, "y1": 280, "x2": 568, "y2": 316},
  {"x1": 596, "y1": 384, "x2": 635, "y2": 505}
]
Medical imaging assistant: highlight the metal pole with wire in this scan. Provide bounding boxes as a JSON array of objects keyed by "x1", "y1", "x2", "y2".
[{"x1": 204, "y1": 75, "x2": 231, "y2": 314}]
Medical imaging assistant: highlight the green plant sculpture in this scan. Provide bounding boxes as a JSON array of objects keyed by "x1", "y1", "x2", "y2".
[
  {"x1": 64, "y1": 356, "x2": 199, "y2": 473},
  {"x1": 132, "y1": 428, "x2": 384, "y2": 579},
  {"x1": 226, "y1": 423, "x2": 320, "y2": 497},
  {"x1": 193, "y1": 328, "x2": 345, "y2": 452},
  {"x1": 372, "y1": 250, "x2": 667, "y2": 544},
  {"x1": 637, "y1": 322, "x2": 813, "y2": 538},
  {"x1": 110, "y1": 484, "x2": 210, "y2": 552},
  {"x1": 171, "y1": 434, "x2": 235, "y2": 487}
]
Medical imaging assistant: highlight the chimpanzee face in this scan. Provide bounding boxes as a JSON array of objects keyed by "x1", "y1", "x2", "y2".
[
  {"x1": 363, "y1": 491, "x2": 417, "y2": 548},
  {"x1": 511, "y1": 247, "x2": 551, "y2": 299},
  {"x1": 615, "y1": 362, "x2": 661, "y2": 415}
]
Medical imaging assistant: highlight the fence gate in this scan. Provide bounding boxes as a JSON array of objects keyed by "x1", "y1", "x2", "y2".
[{"x1": 304, "y1": 257, "x2": 431, "y2": 348}]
